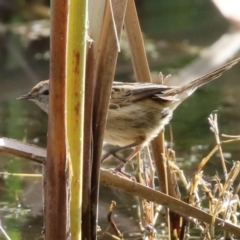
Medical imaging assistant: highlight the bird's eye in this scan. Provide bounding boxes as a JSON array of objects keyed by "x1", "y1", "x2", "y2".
[{"x1": 42, "y1": 90, "x2": 49, "y2": 95}]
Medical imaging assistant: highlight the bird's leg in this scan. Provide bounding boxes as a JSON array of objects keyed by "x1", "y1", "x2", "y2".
[
  {"x1": 114, "y1": 145, "x2": 142, "y2": 173},
  {"x1": 102, "y1": 143, "x2": 142, "y2": 180},
  {"x1": 101, "y1": 142, "x2": 139, "y2": 164}
]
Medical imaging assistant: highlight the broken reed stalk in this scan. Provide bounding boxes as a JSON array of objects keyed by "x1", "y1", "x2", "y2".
[
  {"x1": 83, "y1": 1, "x2": 107, "y2": 238},
  {"x1": 66, "y1": 0, "x2": 88, "y2": 238},
  {"x1": 90, "y1": 0, "x2": 128, "y2": 238}
]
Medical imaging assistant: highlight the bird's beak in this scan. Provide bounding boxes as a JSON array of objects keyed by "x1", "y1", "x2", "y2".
[{"x1": 16, "y1": 93, "x2": 32, "y2": 100}]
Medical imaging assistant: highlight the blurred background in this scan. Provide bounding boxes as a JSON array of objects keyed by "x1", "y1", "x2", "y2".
[{"x1": 0, "y1": 0, "x2": 240, "y2": 239}]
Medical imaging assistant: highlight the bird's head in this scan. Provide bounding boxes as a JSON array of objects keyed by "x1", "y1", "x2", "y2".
[{"x1": 17, "y1": 80, "x2": 50, "y2": 113}]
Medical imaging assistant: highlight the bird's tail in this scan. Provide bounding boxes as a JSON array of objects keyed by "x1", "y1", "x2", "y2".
[{"x1": 163, "y1": 57, "x2": 240, "y2": 97}]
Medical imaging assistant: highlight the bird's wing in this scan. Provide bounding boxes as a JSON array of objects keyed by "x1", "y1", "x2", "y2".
[
  {"x1": 110, "y1": 82, "x2": 172, "y2": 108},
  {"x1": 109, "y1": 56, "x2": 240, "y2": 109}
]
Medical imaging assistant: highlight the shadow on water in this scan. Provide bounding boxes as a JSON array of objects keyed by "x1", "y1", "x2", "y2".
[{"x1": 0, "y1": 1, "x2": 239, "y2": 239}]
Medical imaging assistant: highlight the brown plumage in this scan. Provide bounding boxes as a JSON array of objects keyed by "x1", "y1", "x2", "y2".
[{"x1": 18, "y1": 57, "x2": 240, "y2": 151}]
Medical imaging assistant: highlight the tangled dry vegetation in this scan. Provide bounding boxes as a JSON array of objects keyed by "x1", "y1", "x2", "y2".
[{"x1": 100, "y1": 113, "x2": 240, "y2": 239}]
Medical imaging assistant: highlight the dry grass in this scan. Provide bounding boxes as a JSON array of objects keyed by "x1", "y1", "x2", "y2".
[{"x1": 100, "y1": 112, "x2": 240, "y2": 239}]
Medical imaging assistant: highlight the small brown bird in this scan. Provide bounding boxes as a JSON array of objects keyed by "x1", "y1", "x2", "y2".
[{"x1": 17, "y1": 58, "x2": 240, "y2": 168}]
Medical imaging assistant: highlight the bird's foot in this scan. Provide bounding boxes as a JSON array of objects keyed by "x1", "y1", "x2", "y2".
[{"x1": 110, "y1": 163, "x2": 136, "y2": 181}]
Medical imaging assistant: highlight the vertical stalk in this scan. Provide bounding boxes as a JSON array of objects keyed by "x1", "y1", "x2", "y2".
[
  {"x1": 91, "y1": 1, "x2": 128, "y2": 238},
  {"x1": 46, "y1": 0, "x2": 69, "y2": 239},
  {"x1": 83, "y1": 1, "x2": 107, "y2": 238},
  {"x1": 66, "y1": 0, "x2": 88, "y2": 239},
  {"x1": 124, "y1": 1, "x2": 172, "y2": 238},
  {"x1": 124, "y1": 0, "x2": 168, "y2": 197}
]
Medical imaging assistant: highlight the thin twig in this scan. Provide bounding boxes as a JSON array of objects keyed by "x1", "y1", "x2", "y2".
[
  {"x1": 0, "y1": 221, "x2": 11, "y2": 240},
  {"x1": 0, "y1": 172, "x2": 42, "y2": 177},
  {"x1": 208, "y1": 113, "x2": 228, "y2": 181}
]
